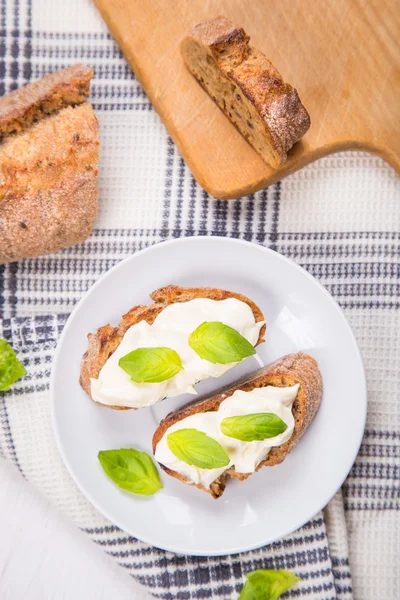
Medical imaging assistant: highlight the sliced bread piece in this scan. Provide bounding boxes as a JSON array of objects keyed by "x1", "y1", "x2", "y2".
[
  {"x1": 0, "y1": 64, "x2": 99, "y2": 264},
  {"x1": 181, "y1": 16, "x2": 310, "y2": 168},
  {"x1": 152, "y1": 352, "x2": 322, "y2": 498},
  {"x1": 80, "y1": 285, "x2": 266, "y2": 410}
]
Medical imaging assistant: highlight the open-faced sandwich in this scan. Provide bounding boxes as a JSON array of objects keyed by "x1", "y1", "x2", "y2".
[
  {"x1": 153, "y1": 352, "x2": 322, "y2": 498},
  {"x1": 80, "y1": 286, "x2": 265, "y2": 410}
]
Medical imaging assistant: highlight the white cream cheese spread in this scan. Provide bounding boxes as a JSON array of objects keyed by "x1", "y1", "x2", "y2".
[
  {"x1": 154, "y1": 384, "x2": 299, "y2": 488},
  {"x1": 90, "y1": 298, "x2": 264, "y2": 408}
]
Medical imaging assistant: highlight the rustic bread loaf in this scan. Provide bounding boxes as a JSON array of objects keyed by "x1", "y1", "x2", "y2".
[
  {"x1": 80, "y1": 285, "x2": 266, "y2": 410},
  {"x1": 181, "y1": 16, "x2": 310, "y2": 168},
  {"x1": 0, "y1": 64, "x2": 99, "y2": 264},
  {"x1": 153, "y1": 352, "x2": 322, "y2": 498}
]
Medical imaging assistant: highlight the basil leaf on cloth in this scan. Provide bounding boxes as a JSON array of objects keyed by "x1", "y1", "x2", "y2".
[
  {"x1": 0, "y1": 338, "x2": 27, "y2": 391},
  {"x1": 188, "y1": 321, "x2": 256, "y2": 364},
  {"x1": 221, "y1": 413, "x2": 288, "y2": 442},
  {"x1": 239, "y1": 569, "x2": 300, "y2": 600},
  {"x1": 118, "y1": 347, "x2": 182, "y2": 383},
  {"x1": 167, "y1": 428, "x2": 230, "y2": 469},
  {"x1": 98, "y1": 448, "x2": 163, "y2": 495}
]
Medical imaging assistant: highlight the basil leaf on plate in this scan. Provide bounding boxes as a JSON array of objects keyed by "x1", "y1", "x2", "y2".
[
  {"x1": 220, "y1": 413, "x2": 288, "y2": 442},
  {"x1": 167, "y1": 428, "x2": 230, "y2": 469},
  {"x1": 118, "y1": 347, "x2": 182, "y2": 383},
  {"x1": 238, "y1": 569, "x2": 300, "y2": 600},
  {"x1": 98, "y1": 448, "x2": 162, "y2": 495},
  {"x1": 0, "y1": 338, "x2": 27, "y2": 392},
  {"x1": 188, "y1": 321, "x2": 256, "y2": 364}
]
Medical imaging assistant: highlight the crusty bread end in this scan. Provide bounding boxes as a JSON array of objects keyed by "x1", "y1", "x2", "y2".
[
  {"x1": 0, "y1": 64, "x2": 98, "y2": 264},
  {"x1": 0, "y1": 103, "x2": 99, "y2": 263},
  {"x1": 181, "y1": 16, "x2": 310, "y2": 167},
  {"x1": 152, "y1": 352, "x2": 322, "y2": 498}
]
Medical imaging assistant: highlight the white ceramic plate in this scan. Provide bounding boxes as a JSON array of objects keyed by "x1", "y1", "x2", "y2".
[{"x1": 50, "y1": 237, "x2": 367, "y2": 556}]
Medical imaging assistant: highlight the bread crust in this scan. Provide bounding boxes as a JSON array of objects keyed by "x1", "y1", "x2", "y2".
[
  {"x1": 0, "y1": 64, "x2": 93, "y2": 140},
  {"x1": 80, "y1": 285, "x2": 266, "y2": 410},
  {"x1": 181, "y1": 16, "x2": 310, "y2": 166},
  {"x1": 152, "y1": 352, "x2": 322, "y2": 498},
  {"x1": 0, "y1": 64, "x2": 98, "y2": 264},
  {"x1": 0, "y1": 104, "x2": 99, "y2": 263}
]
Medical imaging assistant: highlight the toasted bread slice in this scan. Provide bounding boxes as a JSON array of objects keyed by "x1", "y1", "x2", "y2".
[
  {"x1": 181, "y1": 16, "x2": 310, "y2": 168},
  {"x1": 80, "y1": 285, "x2": 266, "y2": 410},
  {"x1": 152, "y1": 352, "x2": 322, "y2": 498}
]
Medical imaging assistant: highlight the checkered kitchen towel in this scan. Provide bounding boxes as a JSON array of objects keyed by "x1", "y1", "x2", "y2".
[{"x1": 0, "y1": 1, "x2": 399, "y2": 599}]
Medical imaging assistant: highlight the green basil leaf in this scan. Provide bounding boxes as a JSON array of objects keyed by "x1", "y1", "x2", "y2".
[
  {"x1": 239, "y1": 569, "x2": 300, "y2": 600},
  {"x1": 167, "y1": 428, "x2": 230, "y2": 469},
  {"x1": 118, "y1": 347, "x2": 183, "y2": 383},
  {"x1": 0, "y1": 339, "x2": 27, "y2": 392},
  {"x1": 188, "y1": 321, "x2": 256, "y2": 364},
  {"x1": 98, "y1": 448, "x2": 162, "y2": 495},
  {"x1": 220, "y1": 413, "x2": 288, "y2": 442}
]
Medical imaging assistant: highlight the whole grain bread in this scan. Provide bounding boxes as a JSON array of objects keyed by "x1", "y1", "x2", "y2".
[
  {"x1": 152, "y1": 352, "x2": 322, "y2": 498},
  {"x1": 181, "y1": 16, "x2": 310, "y2": 168},
  {"x1": 0, "y1": 64, "x2": 99, "y2": 264},
  {"x1": 80, "y1": 285, "x2": 266, "y2": 410},
  {"x1": 0, "y1": 64, "x2": 93, "y2": 140}
]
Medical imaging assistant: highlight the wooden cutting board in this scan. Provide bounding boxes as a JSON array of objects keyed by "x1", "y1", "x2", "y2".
[{"x1": 95, "y1": 0, "x2": 399, "y2": 199}]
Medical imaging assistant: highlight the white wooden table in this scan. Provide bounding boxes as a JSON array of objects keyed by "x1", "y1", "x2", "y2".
[{"x1": 0, "y1": 459, "x2": 151, "y2": 600}]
